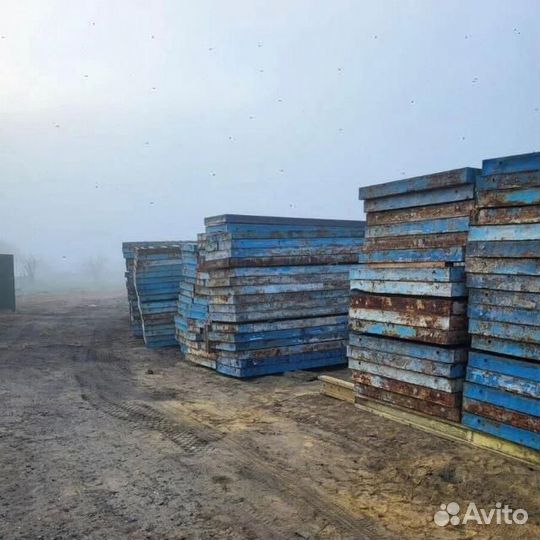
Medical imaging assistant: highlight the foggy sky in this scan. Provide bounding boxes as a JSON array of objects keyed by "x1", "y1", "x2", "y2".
[{"x1": 1, "y1": 0, "x2": 538, "y2": 277}]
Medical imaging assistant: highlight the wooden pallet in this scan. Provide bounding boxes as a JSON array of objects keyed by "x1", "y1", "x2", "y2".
[{"x1": 318, "y1": 375, "x2": 539, "y2": 467}]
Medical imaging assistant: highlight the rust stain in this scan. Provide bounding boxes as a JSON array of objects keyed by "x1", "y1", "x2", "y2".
[
  {"x1": 350, "y1": 293, "x2": 466, "y2": 316},
  {"x1": 366, "y1": 200, "x2": 474, "y2": 226},
  {"x1": 363, "y1": 232, "x2": 468, "y2": 251},
  {"x1": 355, "y1": 383, "x2": 461, "y2": 422},
  {"x1": 352, "y1": 372, "x2": 461, "y2": 407},
  {"x1": 463, "y1": 400, "x2": 540, "y2": 433}
]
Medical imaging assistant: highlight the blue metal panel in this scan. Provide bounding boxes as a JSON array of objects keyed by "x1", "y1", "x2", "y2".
[
  {"x1": 205, "y1": 214, "x2": 364, "y2": 227},
  {"x1": 216, "y1": 353, "x2": 345, "y2": 377},
  {"x1": 468, "y1": 304, "x2": 540, "y2": 326},
  {"x1": 216, "y1": 237, "x2": 362, "y2": 249},
  {"x1": 466, "y1": 274, "x2": 540, "y2": 293},
  {"x1": 466, "y1": 240, "x2": 540, "y2": 258},
  {"x1": 210, "y1": 323, "x2": 346, "y2": 343},
  {"x1": 211, "y1": 315, "x2": 347, "y2": 333},
  {"x1": 358, "y1": 247, "x2": 465, "y2": 263},
  {"x1": 206, "y1": 223, "x2": 364, "y2": 235},
  {"x1": 348, "y1": 345, "x2": 465, "y2": 377},
  {"x1": 477, "y1": 171, "x2": 540, "y2": 191},
  {"x1": 469, "y1": 319, "x2": 540, "y2": 344},
  {"x1": 350, "y1": 265, "x2": 464, "y2": 282},
  {"x1": 462, "y1": 412, "x2": 540, "y2": 450},
  {"x1": 205, "y1": 264, "x2": 356, "y2": 277},
  {"x1": 349, "y1": 359, "x2": 462, "y2": 392},
  {"x1": 463, "y1": 382, "x2": 540, "y2": 416},
  {"x1": 350, "y1": 279, "x2": 466, "y2": 297},
  {"x1": 204, "y1": 247, "x2": 360, "y2": 260},
  {"x1": 217, "y1": 339, "x2": 347, "y2": 361},
  {"x1": 482, "y1": 152, "x2": 540, "y2": 175},
  {"x1": 358, "y1": 168, "x2": 477, "y2": 200},
  {"x1": 363, "y1": 184, "x2": 475, "y2": 212},
  {"x1": 469, "y1": 289, "x2": 540, "y2": 310},
  {"x1": 465, "y1": 257, "x2": 540, "y2": 276},
  {"x1": 466, "y1": 367, "x2": 540, "y2": 398},
  {"x1": 469, "y1": 224, "x2": 540, "y2": 242},
  {"x1": 215, "y1": 333, "x2": 347, "y2": 352},
  {"x1": 472, "y1": 335, "x2": 540, "y2": 361},
  {"x1": 468, "y1": 351, "x2": 540, "y2": 381}
]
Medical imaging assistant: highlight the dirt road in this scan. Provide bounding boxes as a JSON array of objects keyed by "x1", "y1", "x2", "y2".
[{"x1": 0, "y1": 292, "x2": 538, "y2": 540}]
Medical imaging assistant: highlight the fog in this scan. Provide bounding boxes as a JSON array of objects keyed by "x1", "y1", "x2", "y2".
[{"x1": 1, "y1": 0, "x2": 538, "y2": 289}]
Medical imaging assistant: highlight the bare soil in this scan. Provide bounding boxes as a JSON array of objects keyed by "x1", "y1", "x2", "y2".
[{"x1": 0, "y1": 292, "x2": 538, "y2": 540}]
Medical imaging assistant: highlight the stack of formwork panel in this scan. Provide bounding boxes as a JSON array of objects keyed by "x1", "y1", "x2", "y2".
[
  {"x1": 192, "y1": 214, "x2": 365, "y2": 377},
  {"x1": 134, "y1": 244, "x2": 184, "y2": 348},
  {"x1": 174, "y1": 243, "x2": 217, "y2": 368},
  {"x1": 122, "y1": 241, "x2": 180, "y2": 337},
  {"x1": 349, "y1": 168, "x2": 480, "y2": 421},
  {"x1": 463, "y1": 152, "x2": 540, "y2": 450}
]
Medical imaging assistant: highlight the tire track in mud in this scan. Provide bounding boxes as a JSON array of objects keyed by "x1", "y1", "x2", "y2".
[
  {"x1": 76, "y1": 363, "x2": 385, "y2": 539},
  {"x1": 76, "y1": 324, "x2": 386, "y2": 539},
  {"x1": 82, "y1": 393, "x2": 218, "y2": 454},
  {"x1": 161, "y1": 402, "x2": 386, "y2": 540}
]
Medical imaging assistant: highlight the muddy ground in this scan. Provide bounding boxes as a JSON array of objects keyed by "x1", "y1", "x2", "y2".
[{"x1": 0, "y1": 292, "x2": 538, "y2": 540}]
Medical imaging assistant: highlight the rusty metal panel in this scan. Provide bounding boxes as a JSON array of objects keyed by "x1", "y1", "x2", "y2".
[
  {"x1": 467, "y1": 273, "x2": 540, "y2": 293},
  {"x1": 462, "y1": 398, "x2": 539, "y2": 432},
  {"x1": 476, "y1": 205, "x2": 540, "y2": 225},
  {"x1": 469, "y1": 319, "x2": 540, "y2": 344},
  {"x1": 358, "y1": 167, "x2": 478, "y2": 200},
  {"x1": 349, "y1": 333, "x2": 467, "y2": 364},
  {"x1": 347, "y1": 344, "x2": 465, "y2": 377},
  {"x1": 465, "y1": 257, "x2": 540, "y2": 276},
  {"x1": 476, "y1": 187, "x2": 540, "y2": 208},
  {"x1": 464, "y1": 382, "x2": 539, "y2": 416},
  {"x1": 469, "y1": 289, "x2": 540, "y2": 310},
  {"x1": 366, "y1": 217, "x2": 470, "y2": 238},
  {"x1": 471, "y1": 335, "x2": 540, "y2": 361},
  {"x1": 363, "y1": 232, "x2": 468, "y2": 251},
  {"x1": 352, "y1": 371, "x2": 461, "y2": 406},
  {"x1": 477, "y1": 171, "x2": 540, "y2": 191},
  {"x1": 200, "y1": 253, "x2": 360, "y2": 270},
  {"x1": 469, "y1": 223, "x2": 540, "y2": 241},
  {"x1": 355, "y1": 384, "x2": 461, "y2": 422},
  {"x1": 466, "y1": 367, "x2": 539, "y2": 398},
  {"x1": 466, "y1": 240, "x2": 540, "y2": 259},
  {"x1": 349, "y1": 359, "x2": 463, "y2": 392},
  {"x1": 349, "y1": 308, "x2": 466, "y2": 331},
  {"x1": 469, "y1": 303, "x2": 540, "y2": 326},
  {"x1": 364, "y1": 184, "x2": 475, "y2": 213},
  {"x1": 358, "y1": 246, "x2": 465, "y2": 264},
  {"x1": 349, "y1": 319, "x2": 469, "y2": 345},
  {"x1": 350, "y1": 278, "x2": 466, "y2": 297},
  {"x1": 366, "y1": 200, "x2": 474, "y2": 226},
  {"x1": 350, "y1": 293, "x2": 466, "y2": 316}
]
